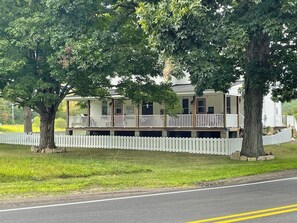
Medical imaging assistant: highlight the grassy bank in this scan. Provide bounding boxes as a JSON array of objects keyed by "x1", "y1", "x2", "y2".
[{"x1": 1, "y1": 142, "x2": 297, "y2": 199}]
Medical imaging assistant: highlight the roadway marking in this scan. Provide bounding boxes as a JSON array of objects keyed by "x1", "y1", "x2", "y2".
[
  {"x1": 187, "y1": 203, "x2": 297, "y2": 223},
  {"x1": 0, "y1": 176, "x2": 297, "y2": 213}
]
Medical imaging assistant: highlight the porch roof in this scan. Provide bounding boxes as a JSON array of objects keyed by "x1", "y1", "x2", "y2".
[{"x1": 66, "y1": 82, "x2": 242, "y2": 101}]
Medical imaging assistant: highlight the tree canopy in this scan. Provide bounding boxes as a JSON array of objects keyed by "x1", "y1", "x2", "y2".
[
  {"x1": 137, "y1": 0, "x2": 297, "y2": 157},
  {"x1": 0, "y1": 0, "x2": 179, "y2": 150}
]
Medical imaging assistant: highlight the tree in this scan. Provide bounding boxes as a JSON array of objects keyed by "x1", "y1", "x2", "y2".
[
  {"x1": 283, "y1": 100, "x2": 297, "y2": 117},
  {"x1": 137, "y1": 0, "x2": 297, "y2": 157},
  {"x1": 0, "y1": 99, "x2": 11, "y2": 124},
  {"x1": 270, "y1": 3, "x2": 297, "y2": 102},
  {"x1": 0, "y1": 0, "x2": 178, "y2": 151},
  {"x1": 23, "y1": 107, "x2": 32, "y2": 133}
]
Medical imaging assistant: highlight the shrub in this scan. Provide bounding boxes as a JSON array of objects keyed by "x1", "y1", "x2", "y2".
[
  {"x1": 33, "y1": 116, "x2": 40, "y2": 128},
  {"x1": 55, "y1": 117, "x2": 66, "y2": 129}
]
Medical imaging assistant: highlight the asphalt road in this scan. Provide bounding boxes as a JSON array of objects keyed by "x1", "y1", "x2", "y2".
[{"x1": 1, "y1": 177, "x2": 297, "y2": 223}]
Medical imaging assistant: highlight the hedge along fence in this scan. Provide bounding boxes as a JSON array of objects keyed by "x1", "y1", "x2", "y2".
[{"x1": 0, "y1": 128, "x2": 292, "y2": 155}]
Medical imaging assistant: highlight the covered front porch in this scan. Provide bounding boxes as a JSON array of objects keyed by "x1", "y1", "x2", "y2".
[{"x1": 66, "y1": 92, "x2": 243, "y2": 135}]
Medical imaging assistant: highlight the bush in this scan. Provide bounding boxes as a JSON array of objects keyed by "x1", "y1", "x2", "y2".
[
  {"x1": 33, "y1": 116, "x2": 40, "y2": 128},
  {"x1": 55, "y1": 117, "x2": 66, "y2": 129}
]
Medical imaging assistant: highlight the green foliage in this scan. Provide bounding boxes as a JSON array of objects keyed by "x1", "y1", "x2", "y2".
[
  {"x1": 282, "y1": 100, "x2": 297, "y2": 116},
  {"x1": 55, "y1": 117, "x2": 66, "y2": 129},
  {"x1": 0, "y1": 99, "x2": 12, "y2": 124},
  {"x1": 0, "y1": 0, "x2": 180, "y2": 145},
  {"x1": 32, "y1": 116, "x2": 40, "y2": 129},
  {"x1": 137, "y1": 0, "x2": 297, "y2": 97},
  {"x1": 137, "y1": 0, "x2": 297, "y2": 156},
  {"x1": 117, "y1": 80, "x2": 182, "y2": 114},
  {"x1": 0, "y1": 99, "x2": 26, "y2": 124},
  {"x1": 56, "y1": 100, "x2": 89, "y2": 119},
  {"x1": 137, "y1": 1, "x2": 240, "y2": 95}
]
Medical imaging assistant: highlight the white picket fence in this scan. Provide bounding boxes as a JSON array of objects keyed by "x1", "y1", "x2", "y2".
[
  {"x1": 228, "y1": 128, "x2": 293, "y2": 154},
  {"x1": 0, "y1": 128, "x2": 292, "y2": 155}
]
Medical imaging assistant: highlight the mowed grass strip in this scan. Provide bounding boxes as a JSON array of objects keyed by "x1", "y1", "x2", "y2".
[{"x1": 0, "y1": 142, "x2": 297, "y2": 198}]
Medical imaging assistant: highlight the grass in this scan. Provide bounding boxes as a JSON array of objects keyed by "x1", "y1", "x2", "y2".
[
  {"x1": 0, "y1": 142, "x2": 297, "y2": 199},
  {"x1": 0, "y1": 125, "x2": 64, "y2": 133},
  {"x1": 0, "y1": 125, "x2": 37, "y2": 133}
]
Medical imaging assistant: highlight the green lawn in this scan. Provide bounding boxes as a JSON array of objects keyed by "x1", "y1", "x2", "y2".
[
  {"x1": 0, "y1": 124, "x2": 65, "y2": 133},
  {"x1": 0, "y1": 142, "x2": 297, "y2": 199}
]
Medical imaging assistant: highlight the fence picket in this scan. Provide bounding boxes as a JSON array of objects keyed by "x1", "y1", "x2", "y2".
[{"x1": 0, "y1": 128, "x2": 292, "y2": 155}]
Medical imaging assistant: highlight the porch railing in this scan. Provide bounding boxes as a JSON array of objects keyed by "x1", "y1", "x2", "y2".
[
  {"x1": 196, "y1": 114, "x2": 224, "y2": 127},
  {"x1": 90, "y1": 115, "x2": 112, "y2": 127},
  {"x1": 69, "y1": 116, "x2": 89, "y2": 128},
  {"x1": 167, "y1": 114, "x2": 193, "y2": 127},
  {"x1": 226, "y1": 114, "x2": 238, "y2": 128},
  {"x1": 139, "y1": 115, "x2": 164, "y2": 128},
  {"x1": 114, "y1": 115, "x2": 137, "y2": 127},
  {"x1": 68, "y1": 114, "x2": 243, "y2": 129}
]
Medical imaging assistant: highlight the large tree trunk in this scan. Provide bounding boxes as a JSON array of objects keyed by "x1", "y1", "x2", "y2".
[
  {"x1": 241, "y1": 32, "x2": 270, "y2": 158},
  {"x1": 23, "y1": 107, "x2": 32, "y2": 133},
  {"x1": 39, "y1": 110, "x2": 56, "y2": 151},
  {"x1": 241, "y1": 77, "x2": 265, "y2": 157}
]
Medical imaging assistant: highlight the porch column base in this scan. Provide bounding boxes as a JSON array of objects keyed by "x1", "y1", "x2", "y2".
[
  {"x1": 191, "y1": 131, "x2": 197, "y2": 138},
  {"x1": 162, "y1": 131, "x2": 168, "y2": 137},
  {"x1": 221, "y1": 130, "x2": 229, "y2": 139},
  {"x1": 86, "y1": 130, "x2": 91, "y2": 136},
  {"x1": 236, "y1": 130, "x2": 240, "y2": 138},
  {"x1": 135, "y1": 131, "x2": 140, "y2": 137},
  {"x1": 110, "y1": 130, "x2": 115, "y2": 136}
]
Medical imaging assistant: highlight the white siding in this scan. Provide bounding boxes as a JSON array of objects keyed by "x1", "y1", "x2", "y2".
[
  {"x1": 262, "y1": 94, "x2": 278, "y2": 127},
  {"x1": 90, "y1": 100, "x2": 101, "y2": 116}
]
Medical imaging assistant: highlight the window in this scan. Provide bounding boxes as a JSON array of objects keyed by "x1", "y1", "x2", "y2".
[
  {"x1": 115, "y1": 100, "x2": 123, "y2": 115},
  {"x1": 227, "y1": 97, "x2": 231, "y2": 114},
  {"x1": 197, "y1": 98, "x2": 206, "y2": 114},
  {"x1": 182, "y1": 98, "x2": 189, "y2": 114},
  {"x1": 102, "y1": 101, "x2": 108, "y2": 115},
  {"x1": 207, "y1": 107, "x2": 214, "y2": 114}
]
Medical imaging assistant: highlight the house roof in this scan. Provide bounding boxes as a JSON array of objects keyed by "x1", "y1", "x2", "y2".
[
  {"x1": 66, "y1": 81, "x2": 242, "y2": 101},
  {"x1": 172, "y1": 82, "x2": 242, "y2": 96}
]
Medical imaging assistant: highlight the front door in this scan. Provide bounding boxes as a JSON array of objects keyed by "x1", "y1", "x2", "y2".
[
  {"x1": 142, "y1": 102, "x2": 153, "y2": 115},
  {"x1": 196, "y1": 98, "x2": 206, "y2": 114},
  {"x1": 114, "y1": 100, "x2": 123, "y2": 115},
  {"x1": 182, "y1": 98, "x2": 189, "y2": 114}
]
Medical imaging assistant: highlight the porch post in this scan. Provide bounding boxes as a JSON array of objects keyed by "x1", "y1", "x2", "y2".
[
  {"x1": 136, "y1": 104, "x2": 140, "y2": 128},
  {"x1": 66, "y1": 100, "x2": 70, "y2": 128},
  {"x1": 237, "y1": 96, "x2": 240, "y2": 128},
  {"x1": 223, "y1": 94, "x2": 227, "y2": 129},
  {"x1": 193, "y1": 96, "x2": 197, "y2": 127},
  {"x1": 87, "y1": 100, "x2": 91, "y2": 127},
  {"x1": 164, "y1": 106, "x2": 167, "y2": 128},
  {"x1": 111, "y1": 99, "x2": 115, "y2": 127}
]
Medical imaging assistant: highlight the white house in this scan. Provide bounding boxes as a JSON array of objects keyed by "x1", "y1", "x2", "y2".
[{"x1": 65, "y1": 75, "x2": 284, "y2": 138}]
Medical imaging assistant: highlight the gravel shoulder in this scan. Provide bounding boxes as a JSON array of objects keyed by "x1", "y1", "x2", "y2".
[{"x1": 1, "y1": 169, "x2": 297, "y2": 209}]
